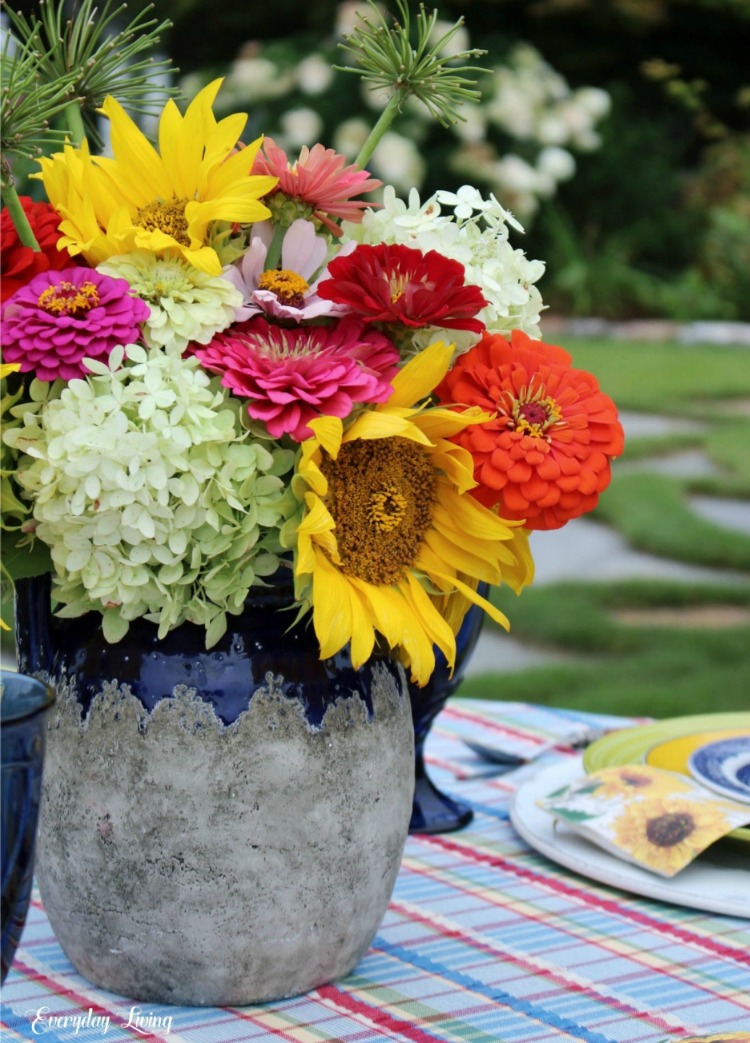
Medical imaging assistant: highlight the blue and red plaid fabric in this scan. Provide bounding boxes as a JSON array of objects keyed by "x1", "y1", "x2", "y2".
[{"x1": 3, "y1": 700, "x2": 749, "y2": 1042}]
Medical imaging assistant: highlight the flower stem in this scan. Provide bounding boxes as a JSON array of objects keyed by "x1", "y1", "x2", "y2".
[
  {"x1": 2, "y1": 181, "x2": 40, "y2": 251},
  {"x1": 354, "y1": 93, "x2": 404, "y2": 170},
  {"x1": 64, "y1": 100, "x2": 88, "y2": 147}
]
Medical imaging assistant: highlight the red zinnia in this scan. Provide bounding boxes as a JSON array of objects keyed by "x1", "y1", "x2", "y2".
[
  {"x1": 436, "y1": 330, "x2": 624, "y2": 530},
  {"x1": 316, "y1": 243, "x2": 487, "y2": 332},
  {"x1": 1, "y1": 196, "x2": 74, "y2": 303}
]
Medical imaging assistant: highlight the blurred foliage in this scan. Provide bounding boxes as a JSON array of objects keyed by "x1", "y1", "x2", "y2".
[{"x1": 6, "y1": 0, "x2": 749, "y2": 321}]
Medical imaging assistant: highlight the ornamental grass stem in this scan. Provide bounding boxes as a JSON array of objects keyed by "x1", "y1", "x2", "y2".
[
  {"x1": 63, "y1": 100, "x2": 87, "y2": 149},
  {"x1": 2, "y1": 181, "x2": 40, "y2": 251},
  {"x1": 354, "y1": 95, "x2": 403, "y2": 171}
]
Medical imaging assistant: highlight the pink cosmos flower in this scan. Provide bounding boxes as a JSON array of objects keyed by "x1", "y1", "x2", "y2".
[
  {"x1": 0, "y1": 267, "x2": 150, "y2": 381},
  {"x1": 195, "y1": 316, "x2": 399, "y2": 441},
  {"x1": 224, "y1": 219, "x2": 354, "y2": 322},
  {"x1": 252, "y1": 138, "x2": 381, "y2": 236}
]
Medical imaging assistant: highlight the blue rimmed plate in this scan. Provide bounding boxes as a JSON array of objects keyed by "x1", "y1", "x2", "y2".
[{"x1": 689, "y1": 736, "x2": 750, "y2": 806}]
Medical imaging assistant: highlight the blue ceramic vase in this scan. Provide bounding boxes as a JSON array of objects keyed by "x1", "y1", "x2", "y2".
[
  {"x1": 13, "y1": 573, "x2": 415, "y2": 1005},
  {"x1": 407, "y1": 586, "x2": 488, "y2": 834},
  {"x1": 1, "y1": 669, "x2": 55, "y2": 982}
]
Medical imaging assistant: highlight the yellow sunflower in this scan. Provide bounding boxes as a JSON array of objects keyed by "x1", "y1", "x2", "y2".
[
  {"x1": 292, "y1": 341, "x2": 535, "y2": 686},
  {"x1": 612, "y1": 796, "x2": 731, "y2": 876},
  {"x1": 588, "y1": 765, "x2": 693, "y2": 800},
  {"x1": 36, "y1": 79, "x2": 278, "y2": 275}
]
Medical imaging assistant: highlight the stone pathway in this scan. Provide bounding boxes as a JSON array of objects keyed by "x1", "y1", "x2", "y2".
[{"x1": 467, "y1": 406, "x2": 750, "y2": 677}]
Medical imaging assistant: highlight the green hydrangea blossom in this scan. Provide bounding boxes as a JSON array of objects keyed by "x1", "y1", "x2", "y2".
[{"x1": 6, "y1": 344, "x2": 298, "y2": 646}]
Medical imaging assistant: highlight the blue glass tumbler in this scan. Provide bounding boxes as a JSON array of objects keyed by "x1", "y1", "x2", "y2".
[{"x1": 1, "y1": 669, "x2": 55, "y2": 982}]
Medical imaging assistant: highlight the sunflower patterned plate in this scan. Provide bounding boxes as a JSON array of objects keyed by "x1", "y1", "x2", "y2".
[
  {"x1": 510, "y1": 757, "x2": 750, "y2": 918},
  {"x1": 583, "y1": 713, "x2": 750, "y2": 844}
]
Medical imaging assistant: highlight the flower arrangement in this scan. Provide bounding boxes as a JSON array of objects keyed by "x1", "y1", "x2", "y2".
[{"x1": 1, "y1": 0, "x2": 624, "y2": 686}]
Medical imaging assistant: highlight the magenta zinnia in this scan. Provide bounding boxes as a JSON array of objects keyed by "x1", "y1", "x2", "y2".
[
  {"x1": 195, "y1": 317, "x2": 399, "y2": 441},
  {"x1": 252, "y1": 138, "x2": 381, "y2": 235},
  {"x1": 0, "y1": 267, "x2": 150, "y2": 381},
  {"x1": 316, "y1": 243, "x2": 488, "y2": 332}
]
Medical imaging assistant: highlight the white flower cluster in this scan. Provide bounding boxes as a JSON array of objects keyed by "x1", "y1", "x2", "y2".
[
  {"x1": 7, "y1": 345, "x2": 296, "y2": 646},
  {"x1": 470, "y1": 43, "x2": 611, "y2": 216},
  {"x1": 348, "y1": 186, "x2": 545, "y2": 350}
]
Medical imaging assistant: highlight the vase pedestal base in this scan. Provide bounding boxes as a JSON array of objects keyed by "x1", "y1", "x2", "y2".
[{"x1": 409, "y1": 761, "x2": 473, "y2": 835}]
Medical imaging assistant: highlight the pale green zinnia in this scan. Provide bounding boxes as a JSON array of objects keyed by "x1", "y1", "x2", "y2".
[{"x1": 98, "y1": 251, "x2": 242, "y2": 352}]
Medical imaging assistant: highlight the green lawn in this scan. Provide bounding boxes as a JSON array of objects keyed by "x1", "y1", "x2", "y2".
[{"x1": 458, "y1": 336, "x2": 750, "y2": 719}]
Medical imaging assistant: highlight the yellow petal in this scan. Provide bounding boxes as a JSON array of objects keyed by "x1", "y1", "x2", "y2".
[
  {"x1": 415, "y1": 406, "x2": 493, "y2": 441},
  {"x1": 206, "y1": 137, "x2": 272, "y2": 197},
  {"x1": 306, "y1": 415, "x2": 343, "y2": 459},
  {"x1": 428, "y1": 568, "x2": 513, "y2": 633},
  {"x1": 423, "y1": 528, "x2": 502, "y2": 584},
  {"x1": 432, "y1": 494, "x2": 516, "y2": 541},
  {"x1": 348, "y1": 586, "x2": 376, "y2": 668},
  {"x1": 312, "y1": 552, "x2": 354, "y2": 658},
  {"x1": 344, "y1": 409, "x2": 433, "y2": 445},
  {"x1": 386, "y1": 341, "x2": 454, "y2": 409},
  {"x1": 403, "y1": 573, "x2": 456, "y2": 665},
  {"x1": 98, "y1": 95, "x2": 168, "y2": 202}
]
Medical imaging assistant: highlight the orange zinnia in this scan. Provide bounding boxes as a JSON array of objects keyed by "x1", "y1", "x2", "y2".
[{"x1": 436, "y1": 330, "x2": 624, "y2": 530}]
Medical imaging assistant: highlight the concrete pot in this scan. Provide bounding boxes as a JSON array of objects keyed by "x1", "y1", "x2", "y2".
[{"x1": 17, "y1": 577, "x2": 415, "y2": 1005}]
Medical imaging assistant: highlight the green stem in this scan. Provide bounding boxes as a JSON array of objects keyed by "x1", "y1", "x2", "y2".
[
  {"x1": 64, "y1": 100, "x2": 87, "y2": 147},
  {"x1": 354, "y1": 92, "x2": 405, "y2": 170},
  {"x1": 2, "y1": 182, "x2": 41, "y2": 251},
  {"x1": 263, "y1": 221, "x2": 287, "y2": 271}
]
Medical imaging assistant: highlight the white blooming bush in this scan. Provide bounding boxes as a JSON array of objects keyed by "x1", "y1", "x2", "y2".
[
  {"x1": 203, "y1": 26, "x2": 610, "y2": 220},
  {"x1": 5, "y1": 344, "x2": 296, "y2": 645},
  {"x1": 350, "y1": 186, "x2": 545, "y2": 351}
]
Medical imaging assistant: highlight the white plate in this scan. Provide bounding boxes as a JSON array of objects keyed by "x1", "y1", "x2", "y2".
[
  {"x1": 510, "y1": 756, "x2": 750, "y2": 919},
  {"x1": 689, "y1": 737, "x2": 750, "y2": 805}
]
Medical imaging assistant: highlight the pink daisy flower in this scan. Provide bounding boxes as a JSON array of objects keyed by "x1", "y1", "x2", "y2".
[
  {"x1": 224, "y1": 219, "x2": 355, "y2": 322},
  {"x1": 1, "y1": 267, "x2": 150, "y2": 382},
  {"x1": 194, "y1": 316, "x2": 399, "y2": 441},
  {"x1": 252, "y1": 138, "x2": 382, "y2": 236}
]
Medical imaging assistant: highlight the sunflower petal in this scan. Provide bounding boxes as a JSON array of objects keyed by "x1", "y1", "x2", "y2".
[
  {"x1": 429, "y1": 568, "x2": 513, "y2": 633},
  {"x1": 312, "y1": 552, "x2": 354, "y2": 658},
  {"x1": 386, "y1": 341, "x2": 454, "y2": 409}
]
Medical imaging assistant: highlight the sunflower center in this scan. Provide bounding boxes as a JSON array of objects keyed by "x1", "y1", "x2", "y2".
[
  {"x1": 646, "y1": 812, "x2": 695, "y2": 848},
  {"x1": 37, "y1": 280, "x2": 100, "y2": 317},
  {"x1": 620, "y1": 772, "x2": 652, "y2": 789},
  {"x1": 258, "y1": 268, "x2": 310, "y2": 307},
  {"x1": 135, "y1": 198, "x2": 191, "y2": 247},
  {"x1": 499, "y1": 386, "x2": 563, "y2": 439},
  {"x1": 320, "y1": 437, "x2": 437, "y2": 586}
]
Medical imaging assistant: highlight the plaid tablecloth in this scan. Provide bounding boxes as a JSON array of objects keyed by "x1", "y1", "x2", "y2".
[{"x1": 3, "y1": 699, "x2": 749, "y2": 1042}]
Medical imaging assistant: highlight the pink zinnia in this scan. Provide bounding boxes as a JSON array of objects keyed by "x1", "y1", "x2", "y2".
[
  {"x1": 195, "y1": 317, "x2": 399, "y2": 441},
  {"x1": 252, "y1": 138, "x2": 381, "y2": 236},
  {"x1": 1, "y1": 267, "x2": 150, "y2": 381}
]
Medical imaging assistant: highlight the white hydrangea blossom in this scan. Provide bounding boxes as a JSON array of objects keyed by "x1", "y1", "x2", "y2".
[
  {"x1": 98, "y1": 252, "x2": 242, "y2": 353},
  {"x1": 345, "y1": 186, "x2": 545, "y2": 349},
  {"x1": 7, "y1": 345, "x2": 297, "y2": 647}
]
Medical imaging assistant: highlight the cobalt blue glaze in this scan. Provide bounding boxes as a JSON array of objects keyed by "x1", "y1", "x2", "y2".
[
  {"x1": 407, "y1": 586, "x2": 488, "y2": 834},
  {"x1": 14, "y1": 573, "x2": 396, "y2": 730},
  {"x1": 1, "y1": 670, "x2": 55, "y2": 982}
]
